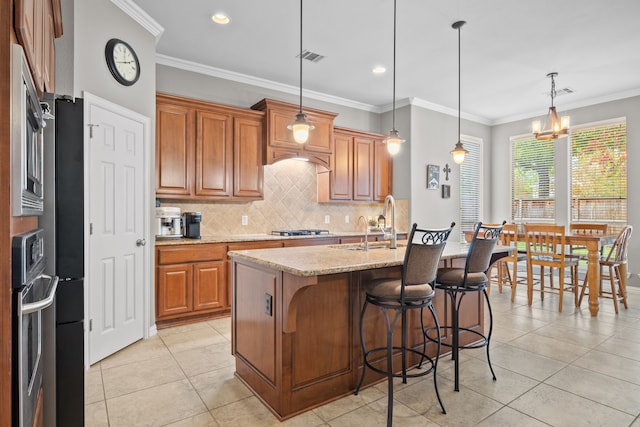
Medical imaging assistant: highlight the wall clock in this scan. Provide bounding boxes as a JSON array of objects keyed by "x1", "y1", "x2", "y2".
[{"x1": 105, "y1": 38, "x2": 140, "y2": 86}]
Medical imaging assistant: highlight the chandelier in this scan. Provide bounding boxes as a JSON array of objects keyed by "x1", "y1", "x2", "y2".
[{"x1": 532, "y1": 72, "x2": 570, "y2": 140}]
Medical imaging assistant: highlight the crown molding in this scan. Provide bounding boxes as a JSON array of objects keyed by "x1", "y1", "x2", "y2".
[
  {"x1": 156, "y1": 54, "x2": 380, "y2": 113},
  {"x1": 493, "y1": 87, "x2": 640, "y2": 125},
  {"x1": 110, "y1": 0, "x2": 164, "y2": 42},
  {"x1": 407, "y1": 97, "x2": 492, "y2": 125}
]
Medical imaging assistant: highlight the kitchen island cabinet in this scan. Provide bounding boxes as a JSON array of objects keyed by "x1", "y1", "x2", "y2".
[{"x1": 228, "y1": 242, "x2": 503, "y2": 420}]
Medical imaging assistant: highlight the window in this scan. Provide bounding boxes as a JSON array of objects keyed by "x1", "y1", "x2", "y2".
[
  {"x1": 570, "y1": 119, "x2": 627, "y2": 233},
  {"x1": 459, "y1": 136, "x2": 482, "y2": 241},
  {"x1": 510, "y1": 118, "x2": 627, "y2": 232},
  {"x1": 511, "y1": 136, "x2": 555, "y2": 223}
]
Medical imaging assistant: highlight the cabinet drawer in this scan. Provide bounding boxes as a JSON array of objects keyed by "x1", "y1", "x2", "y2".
[
  {"x1": 227, "y1": 240, "x2": 284, "y2": 252},
  {"x1": 157, "y1": 244, "x2": 226, "y2": 264}
]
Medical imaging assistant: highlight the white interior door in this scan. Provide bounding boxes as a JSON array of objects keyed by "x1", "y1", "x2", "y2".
[{"x1": 86, "y1": 93, "x2": 148, "y2": 364}]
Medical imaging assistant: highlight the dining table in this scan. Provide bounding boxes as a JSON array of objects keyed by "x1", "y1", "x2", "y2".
[{"x1": 465, "y1": 229, "x2": 618, "y2": 317}]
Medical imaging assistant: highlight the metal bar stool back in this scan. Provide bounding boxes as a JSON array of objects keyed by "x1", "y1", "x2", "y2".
[
  {"x1": 430, "y1": 221, "x2": 506, "y2": 392},
  {"x1": 355, "y1": 222, "x2": 455, "y2": 425}
]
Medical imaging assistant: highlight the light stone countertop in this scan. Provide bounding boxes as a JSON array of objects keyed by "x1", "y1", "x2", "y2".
[
  {"x1": 228, "y1": 241, "x2": 481, "y2": 277},
  {"x1": 155, "y1": 231, "x2": 408, "y2": 246}
]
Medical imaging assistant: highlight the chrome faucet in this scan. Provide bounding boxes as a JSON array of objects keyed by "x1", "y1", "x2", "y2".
[
  {"x1": 358, "y1": 215, "x2": 369, "y2": 251},
  {"x1": 381, "y1": 194, "x2": 397, "y2": 249}
]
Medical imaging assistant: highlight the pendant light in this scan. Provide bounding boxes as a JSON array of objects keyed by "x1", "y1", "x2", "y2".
[
  {"x1": 450, "y1": 20, "x2": 468, "y2": 164},
  {"x1": 383, "y1": 0, "x2": 405, "y2": 156},
  {"x1": 288, "y1": 0, "x2": 314, "y2": 144},
  {"x1": 531, "y1": 72, "x2": 570, "y2": 140}
]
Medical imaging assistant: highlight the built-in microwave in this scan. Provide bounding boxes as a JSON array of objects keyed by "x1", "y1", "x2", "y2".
[{"x1": 11, "y1": 44, "x2": 45, "y2": 216}]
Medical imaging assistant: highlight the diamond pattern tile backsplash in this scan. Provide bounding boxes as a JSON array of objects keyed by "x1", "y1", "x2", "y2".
[{"x1": 161, "y1": 159, "x2": 408, "y2": 235}]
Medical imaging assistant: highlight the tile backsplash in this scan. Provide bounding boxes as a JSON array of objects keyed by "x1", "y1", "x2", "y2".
[{"x1": 160, "y1": 159, "x2": 408, "y2": 236}]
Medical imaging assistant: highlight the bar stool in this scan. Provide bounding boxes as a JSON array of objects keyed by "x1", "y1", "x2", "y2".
[
  {"x1": 428, "y1": 221, "x2": 505, "y2": 392},
  {"x1": 355, "y1": 222, "x2": 455, "y2": 425}
]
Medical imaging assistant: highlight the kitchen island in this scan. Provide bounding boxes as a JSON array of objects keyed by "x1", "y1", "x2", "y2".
[{"x1": 229, "y1": 241, "x2": 509, "y2": 420}]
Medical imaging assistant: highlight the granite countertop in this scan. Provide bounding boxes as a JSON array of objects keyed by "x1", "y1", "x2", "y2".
[
  {"x1": 228, "y1": 241, "x2": 475, "y2": 277},
  {"x1": 155, "y1": 230, "x2": 408, "y2": 246}
]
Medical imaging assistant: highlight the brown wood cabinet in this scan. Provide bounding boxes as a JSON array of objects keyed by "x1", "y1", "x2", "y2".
[
  {"x1": 156, "y1": 244, "x2": 227, "y2": 326},
  {"x1": 156, "y1": 93, "x2": 264, "y2": 200},
  {"x1": 14, "y1": 0, "x2": 62, "y2": 95},
  {"x1": 251, "y1": 98, "x2": 338, "y2": 169},
  {"x1": 318, "y1": 127, "x2": 392, "y2": 202}
]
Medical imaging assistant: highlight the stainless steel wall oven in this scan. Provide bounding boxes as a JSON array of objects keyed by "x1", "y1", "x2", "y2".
[
  {"x1": 12, "y1": 229, "x2": 58, "y2": 427},
  {"x1": 11, "y1": 44, "x2": 46, "y2": 216}
]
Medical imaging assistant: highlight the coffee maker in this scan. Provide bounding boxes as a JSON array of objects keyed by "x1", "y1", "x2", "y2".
[
  {"x1": 155, "y1": 207, "x2": 182, "y2": 239},
  {"x1": 182, "y1": 212, "x2": 202, "y2": 239}
]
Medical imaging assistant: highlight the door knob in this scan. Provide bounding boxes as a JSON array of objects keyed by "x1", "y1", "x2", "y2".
[{"x1": 136, "y1": 239, "x2": 146, "y2": 247}]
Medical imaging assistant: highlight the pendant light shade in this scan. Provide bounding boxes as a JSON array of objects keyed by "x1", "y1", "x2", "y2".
[
  {"x1": 383, "y1": 0, "x2": 405, "y2": 156},
  {"x1": 531, "y1": 72, "x2": 570, "y2": 140},
  {"x1": 451, "y1": 20, "x2": 467, "y2": 164},
  {"x1": 288, "y1": 0, "x2": 314, "y2": 144}
]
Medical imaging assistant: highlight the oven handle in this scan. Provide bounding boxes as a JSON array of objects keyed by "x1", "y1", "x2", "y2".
[{"x1": 21, "y1": 274, "x2": 59, "y2": 315}]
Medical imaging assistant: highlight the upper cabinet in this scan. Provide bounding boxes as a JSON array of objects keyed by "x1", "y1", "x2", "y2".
[
  {"x1": 156, "y1": 93, "x2": 265, "y2": 201},
  {"x1": 318, "y1": 127, "x2": 393, "y2": 203},
  {"x1": 251, "y1": 98, "x2": 338, "y2": 169},
  {"x1": 15, "y1": 0, "x2": 63, "y2": 95}
]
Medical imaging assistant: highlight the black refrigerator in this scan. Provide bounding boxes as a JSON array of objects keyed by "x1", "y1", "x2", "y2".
[{"x1": 40, "y1": 95, "x2": 85, "y2": 426}]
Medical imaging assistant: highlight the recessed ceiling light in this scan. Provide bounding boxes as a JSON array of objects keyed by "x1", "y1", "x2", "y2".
[
  {"x1": 372, "y1": 66, "x2": 386, "y2": 75},
  {"x1": 211, "y1": 13, "x2": 230, "y2": 24}
]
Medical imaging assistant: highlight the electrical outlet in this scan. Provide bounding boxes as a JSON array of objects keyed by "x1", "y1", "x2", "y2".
[
  {"x1": 241, "y1": 215, "x2": 248, "y2": 226},
  {"x1": 345, "y1": 215, "x2": 349, "y2": 224},
  {"x1": 265, "y1": 293, "x2": 273, "y2": 316},
  {"x1": 325, "y1": 215, "x2": 330, "y2": 224}
]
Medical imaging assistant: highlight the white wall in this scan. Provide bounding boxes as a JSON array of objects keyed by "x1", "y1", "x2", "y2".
[
  {"x1": 58, "y1": 0, "x2": 158, "y2": 329},
  {"x1": 491, "y1": 95, "x2": 640, "y2": 278},
  {"x1": 383, "y1": 103, "x2": 492, "y2": 231}
]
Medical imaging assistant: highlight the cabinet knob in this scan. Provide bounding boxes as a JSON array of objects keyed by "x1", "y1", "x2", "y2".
[{"x1": 136, "y1": 238, "x2": 146, "y2": 247}]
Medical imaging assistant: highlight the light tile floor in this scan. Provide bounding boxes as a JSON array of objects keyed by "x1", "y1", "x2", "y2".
[{"x1": 86, "y1": 284, "x2": 640, "y2": 426}]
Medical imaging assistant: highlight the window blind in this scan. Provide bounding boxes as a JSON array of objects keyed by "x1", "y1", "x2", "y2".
[
  {"x1": 459, "y1": 138, "x2": 481, "y2": 241},
  {"x1": 570, "y1": 120, "x2": 627, "y2": 233},
  {"x1": 511, "y1": 136, "x2": 555, "y2": 223}
]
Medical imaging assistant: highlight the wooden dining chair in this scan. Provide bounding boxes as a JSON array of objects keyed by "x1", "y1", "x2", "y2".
[
  {"x1": 569, "y1": 223, "x2": 608, "y2": 257},
  {"x1": 578, "y1": 225, "x2": 632, "y2": 314},
  {"x1": 490, "y1": 223, "x2": 526, "y2": 302},
  {"x1": 524, "y1": 224, "x2": 579, "y2": 312}
]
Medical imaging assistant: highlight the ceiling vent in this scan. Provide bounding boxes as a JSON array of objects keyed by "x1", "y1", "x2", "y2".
[
  {"x1": 298, "y1": 49, "x2": 325, "y2": 63},
  {"x1": 548, "y1": 87, "x2": 575, "y2": 97}
]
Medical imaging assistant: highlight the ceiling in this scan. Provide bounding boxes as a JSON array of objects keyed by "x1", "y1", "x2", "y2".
[{"x1": 132, "y1": 0, "x2": 640, "y2": 124}]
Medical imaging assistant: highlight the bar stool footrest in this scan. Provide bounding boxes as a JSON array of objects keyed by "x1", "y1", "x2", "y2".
[
  {"x1": 362, "y1": 346, "x2": 437, "y2": 379},
  {"x1": 425, "y1": 326, "x2": 489, "y2": 350}
]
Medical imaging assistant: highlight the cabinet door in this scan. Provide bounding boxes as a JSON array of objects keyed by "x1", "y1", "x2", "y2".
[
  {"x1": 193, "y1": 261, "x2": 226, "y2": 311},
  {"x1": 353, "y1": 136, "x2": 374, "y2": 201},
  {"x1": 330, "y1": 132, "x2": 353, "y2": 200},
  {"x1": 15, "y1": 0, "x2": 44, "y2": 93},
  {"x1": 156, "y1": 103, "x2": 194, "y2": 196},
  {"x1": 157, "y1": 264, "x2": 193, "y2": 318},
  {"x1": 233, "y1": 116, "x2": 263, "y2": 198},
  {"x1": 196, "y1": 110, "x2": 233, "y2": 197},
  {"x1": 42, "y1": 0, "x2": 55, "y2": 92},
  {"x1": 304, "y1": 111, "x2": 334, "y2": 154},
  {"x1": 374, "y1": 139, "x2": 392, "y2": 201}
]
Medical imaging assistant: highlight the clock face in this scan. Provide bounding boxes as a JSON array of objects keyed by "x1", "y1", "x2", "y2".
[{"x1": 105, "y1": 39, "x2": 140, "y2": 86}]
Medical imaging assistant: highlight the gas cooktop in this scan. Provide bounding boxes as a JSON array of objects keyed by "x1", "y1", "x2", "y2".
[{"x1": 271, "y1": 229, "x2": 330, "y2": 236}]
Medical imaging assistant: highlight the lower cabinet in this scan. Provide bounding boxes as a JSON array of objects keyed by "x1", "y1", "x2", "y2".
[{"x1": 156, "y1": 244, "x2": 227, "y2": 326}]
